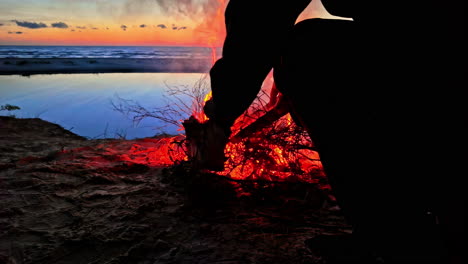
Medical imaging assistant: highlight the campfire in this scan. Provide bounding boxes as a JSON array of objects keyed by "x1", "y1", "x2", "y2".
[
  {"x1": 183, "y1": 76, "x2": 326, "y2": 184},
  {"x1": 112, "y1": 73, "x2": 328, "y2": 191},
  {"x1": 111, "y1": 0, "x2": 329, "y2": 190}
]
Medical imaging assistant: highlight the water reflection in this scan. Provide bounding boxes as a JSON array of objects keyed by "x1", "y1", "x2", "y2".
[{"x1": 0, "y1": 73, "x2": 206, "y2": 139}]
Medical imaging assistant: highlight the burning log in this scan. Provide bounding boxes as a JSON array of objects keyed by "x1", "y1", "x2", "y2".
[
  {"x1": 230, "y1": 92, "x2": 291, "y2": 143},
  {"x1": 111, "y1": 75, "x2": 327, "y2": 187},
  {"x1": 183, "y1": 80, "x2": 326, "y2": 185}
]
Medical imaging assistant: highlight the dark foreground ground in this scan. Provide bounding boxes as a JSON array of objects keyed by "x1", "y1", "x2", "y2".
[{"x1": 0, "y1": 116, "x2": 350, "y2": 264}]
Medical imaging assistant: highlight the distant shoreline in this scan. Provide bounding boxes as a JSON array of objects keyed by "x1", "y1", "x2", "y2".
[{"x1": 0, "y1": 58, "x2": 212, "y2": 75}]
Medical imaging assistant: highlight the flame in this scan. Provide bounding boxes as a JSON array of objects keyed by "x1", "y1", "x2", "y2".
[
  {"x1": 102, "y1": 78, "x2": 327, "y2": 185},
  {"x1": 184, "y1": 71, "x2": 326, "y2": 184},
  {"x1": 104, "y1": 0, "x2": 328, "y2": 187},
  {"x1": 191, "y1": 91, "x2": 212, "y2": 123}
]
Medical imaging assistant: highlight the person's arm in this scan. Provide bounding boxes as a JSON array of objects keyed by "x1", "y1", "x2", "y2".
[
  {"x1": 189, "y1": 0, "x2": 311, "y2": 170},
  {"x1": 207, "y1": 0, "x2": 311, "y2": 130}
]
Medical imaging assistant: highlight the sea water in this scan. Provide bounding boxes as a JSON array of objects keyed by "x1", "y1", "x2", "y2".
[{"x1": 0, "y1": 45, "x2": 221, "y2": 59}]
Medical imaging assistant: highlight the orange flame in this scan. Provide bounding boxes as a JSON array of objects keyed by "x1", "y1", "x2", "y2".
[
  {"x1": 111, "y1": 0, "x2": 327, "y2": 186},
  {"x1": 191, "y1": 91, "x2": 212, "y2": 123},
  {"x1": 186, "y1": 71, "x2": 326, "y2": 183}
]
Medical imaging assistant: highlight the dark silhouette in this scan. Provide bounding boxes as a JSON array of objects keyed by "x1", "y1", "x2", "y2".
[{"x1": 194, "y1": 0, "x2": 465, "y2": 263}]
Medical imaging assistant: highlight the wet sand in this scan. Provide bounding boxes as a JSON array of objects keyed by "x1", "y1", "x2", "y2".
[{"x1": 0, "y1": 58, "x2": 212, "y2": 75}]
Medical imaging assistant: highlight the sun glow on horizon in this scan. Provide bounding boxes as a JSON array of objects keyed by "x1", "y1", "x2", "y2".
[
  {"x1": 0, "y1": 0, "x2": 227, "y2": 46},
  {"x1": 0, "y1": 0, "x2": 334, "y2": 46}
]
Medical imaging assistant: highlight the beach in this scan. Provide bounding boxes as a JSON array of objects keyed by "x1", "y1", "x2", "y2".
[
  {"x1": 0, "y1": 116, "x2": 345, "y2": 264},
  {"x1": 0, "y1": 46, "x2": 350, "y2": 264},
  {"x1": 0, "y1": 58, "x2": 212, "y2": 75}
]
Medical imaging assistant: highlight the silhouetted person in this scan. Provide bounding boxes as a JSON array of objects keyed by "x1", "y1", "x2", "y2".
[{"x1": 192, "y1": 1, "x2": 465, "y2": 263}]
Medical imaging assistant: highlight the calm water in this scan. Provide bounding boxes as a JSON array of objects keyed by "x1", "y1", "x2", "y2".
[{"x1": 0, "y1": 73, "x2": 207, "y2": 139}]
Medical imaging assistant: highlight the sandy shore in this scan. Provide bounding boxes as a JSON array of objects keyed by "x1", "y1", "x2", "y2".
[
  {"x1": 0, "y1": 116, "x2": 348, "y2": 264},
  {"x1": 0, "y1": 58, "x2": 212, "y2": 75}
]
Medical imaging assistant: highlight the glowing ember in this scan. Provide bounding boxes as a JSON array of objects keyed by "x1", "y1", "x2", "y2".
[
  {"x1": 112, "y1": 71, "x2": 328, "y2": 185},
  {"x1": 118, "y1": 137, "x2": 187, "y2": 167},
  {"x1": 111, "y1": 74, "x2": 326, "y2": 185},
  {"x1": 105, "y1": 0, "x2": 327, "y2": 186},
  {"x1": 219, "y1": 110, "x2": 326, "y2": 183}
]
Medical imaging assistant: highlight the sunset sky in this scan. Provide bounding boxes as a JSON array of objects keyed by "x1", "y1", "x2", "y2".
[{"x1": 0, "y1": 0, "x2": 336, "y2": 46}]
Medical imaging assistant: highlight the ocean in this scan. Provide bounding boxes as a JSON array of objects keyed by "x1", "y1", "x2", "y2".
[
  {"x1": 0, "y1": 45, "x2": 218, "y2": 139},
  {"x1": 0, "y1": 45, "x2": 222, "y2": 59}
]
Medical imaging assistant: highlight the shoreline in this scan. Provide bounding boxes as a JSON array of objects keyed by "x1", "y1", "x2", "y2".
[{"x1": 0, "y1": 58, "x2": 212, "y2": 75}]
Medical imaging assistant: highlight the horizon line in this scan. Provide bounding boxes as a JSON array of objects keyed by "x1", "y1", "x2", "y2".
[{"x1": 0, "y1": 44, "x2": 223, "y2": 47}]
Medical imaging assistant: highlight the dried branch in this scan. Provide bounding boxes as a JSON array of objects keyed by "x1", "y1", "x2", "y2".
[
  {"x1": 110, "y1": 74, "x2": 211, "y2": 134},
  {"x1": 110, "y1": 72, "x2": 325, "y2": 184}
]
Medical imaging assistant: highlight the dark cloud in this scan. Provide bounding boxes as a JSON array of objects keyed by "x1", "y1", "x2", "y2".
[
  {"x1": 157, "y1": 24, "x2": 167, "y2": 29},
  {"x1": 171, "y1": 24, "x2": 187, "y2": 30},
  {"x1": 0, "y1": 24, "x2": 4, "y2": 26},
  {"x1": 13, "y1": 20, "x2": 47, "y2": 29},
  {"x1": 106, "y1": 27, "x2": 109, "y2": 30},
  {"x1": 71, "y1": 29, "x2": 75, "y2": 32},
  {"x1": 92, "y1": 27, "x2": 98, "y2": 30},
  {"x1": 140, "y1": 24, "x2": 147, "y2": 28},
  {"x1": 121, "y1": 25, "x2": 128, "y2": 31},
  {"x1": 51, "y1": 22, "x2": 69, "y2": 29},
  {"x1": 8, "y1": 31, "x2": 23, "y2": 34},
  {"x1": 76, "y1": 26, "x2": 86, "y2": 29}
]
